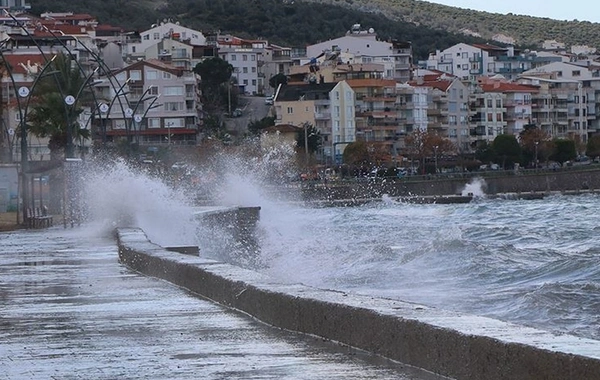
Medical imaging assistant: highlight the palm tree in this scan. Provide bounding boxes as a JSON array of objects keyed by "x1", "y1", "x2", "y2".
[{"x1": 27, "y1": 53, "x2": 92, "y2": 161}]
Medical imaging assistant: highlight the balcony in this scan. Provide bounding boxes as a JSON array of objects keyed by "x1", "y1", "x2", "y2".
[{"x1": 315, "y1": 112, "x2": 331, "y2": 120}]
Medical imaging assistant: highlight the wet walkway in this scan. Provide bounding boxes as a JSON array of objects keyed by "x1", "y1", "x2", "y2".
[{"x1": 0, "y1": 228, "x2": 446, "y2": 379}]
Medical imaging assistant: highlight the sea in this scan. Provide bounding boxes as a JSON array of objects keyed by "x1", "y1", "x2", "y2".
[{"x1": 235, "y1": 193, "x2": 600, "y2": 341}]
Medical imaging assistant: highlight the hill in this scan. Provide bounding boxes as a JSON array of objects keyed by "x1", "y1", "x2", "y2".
[
  {"x1": 28, "y1": 0, "x2": 600, "y2": 59},
  {"x1": 28, "y1": 0, "x2": 491, "y2": 60},
  {"x1": 310, "y1": 0, "x2": 600, "y2": 50}
]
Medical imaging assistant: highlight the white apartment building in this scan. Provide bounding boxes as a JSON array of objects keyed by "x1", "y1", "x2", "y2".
[
  {"x1": 424, "y1": 43, "x2": 501, "y2": 81},
  {"x1": 305, "y1": 25, "x2": 412, "y2": 82},
  {"x1": 125, "y1": 22, "x2": 206, "y2": 61},
  {"x1": 217, "y1": 35, "x2": 264, "y2": 95}
]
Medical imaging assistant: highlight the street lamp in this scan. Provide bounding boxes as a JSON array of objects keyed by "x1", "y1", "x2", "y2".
[
  {"x1": 433, "y1": 145, "x2": 439, "y2": 174},
  {"x1": 534, "y1": 141, "x2": 539, "y2": 169}
]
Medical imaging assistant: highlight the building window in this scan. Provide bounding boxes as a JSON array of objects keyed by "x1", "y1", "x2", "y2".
[
  {"x1": 148, "y1": 118, "x2": 161, "y2": 128},
  {"x1": 164, "y1": 86, "x2": 183, "y2": 96},
  {"x1": 496, "y1": 99, "x2": 501, "y2": 108},
  {"x1": 143, "y1": 35, "x2": 150, "y2": 40},
  {"x1": 251, "y1": 55, "x2": 256, "y2": 61},
  {"x1": 243, "y1": 55, "x2": 248, "y2": 61},
  {"x1": 573, "y1": 70, "x2": 581, "y2": 76},
  {"x1": 132, "y1": 46, "x2": 136, "y2": 53},
  {"x1": 243, "y1": 67, "x2": 248, "y2": 74},
  {"x1": 129, "y1": 70, "x2": 141, "y2": 81},
  {"x1": 487, "y1": 98, "x2": 492, "y2": 108},
  {"x1": 487, "y1": 113, "x2": 493, "y2": 122},
  {"x1": 287, "y1": 107, "x2": 293, "y2": 114},
  {"x1": 163, "y1": 72, "x2": 172, "y2": 79},
  {"x1": 496, "y1": 113, "x2": 502, "y2": 121},
  {"x1": 252, "y1": 79, "x2": 256, "y2": 86},
  {"x1": 252, "y1": 67, "x2": 256, "y2": 73},
  {"x1": 243, "y1": 79, "x2": 248, "y2": 85},
  {"x1": 153, "y1": 33, "x2": 159, "y2": 40},
  {"x1": 164, "y1": 102, "x2": 183, "y2": 111},
  {"x1": 146, "y1": 70, "x2": 158, "y2": 80}
]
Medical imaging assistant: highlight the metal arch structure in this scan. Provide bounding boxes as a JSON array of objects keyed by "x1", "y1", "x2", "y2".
[{"x1": 0, "y1": 10, "x2": 160, "y2": 227}]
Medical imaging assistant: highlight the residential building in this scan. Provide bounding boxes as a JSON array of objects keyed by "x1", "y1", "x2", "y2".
[
  {"x1": 423, "y1": 43, "x2": 562, "y2": 81},
  {"x1": 518, "y1": 62, "x2": 599, "y2": 141},
  {"x1": 275, "y1": 81, "x2": 355, "y2": 163},
  {"x1": 304, "y1": 24, "x2": 412, "y2": 82},
  {"x1": 410, "y1": 75, "x2": 474, "y2": 153},
  {"x1": 260, "y1": 44, "x2": 293, "y2": 95},
  {"x1": 217, "y1": 35, "x2": 264, "y2": 95},
  {"x1": 474, "y1": 78, "x2": 538, "y2": 140},
  {"x1": 97, "y1": 59, "x2": 200, "y2": 147},
  {"x1": 349, "y1": 78, "x2": 398, "y2": 157},
  {"x1": 125, "y1": 21, "x2": 206, "y2": 62}
]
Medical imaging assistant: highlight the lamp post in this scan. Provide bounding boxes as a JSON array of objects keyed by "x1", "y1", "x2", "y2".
[
  {"x1": 534, "y1": 141, "x2": 539, "y2": 169},
  {"x1": 303, "y1": 122, "x2": 309, "y2": 168},
  {"x1": 434, "y1": 145, "x2": 439, "y2": 174}
]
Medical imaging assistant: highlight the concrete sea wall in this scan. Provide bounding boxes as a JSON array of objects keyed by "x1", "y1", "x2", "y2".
[
  {"x1": 117, "y1": 219, "x2": 600, "y2": 380},
  {"x1": 300, "y1": 167, "x2": 600, "y2": 200}
]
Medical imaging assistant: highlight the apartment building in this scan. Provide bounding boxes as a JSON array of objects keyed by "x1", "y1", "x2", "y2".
[
  {"x1": 216, "y1": 35, "x2": 263, "y2": 95},
  {"x1": 260, "y1": 44, "x2": 293, "y2": 95},
  {"x1": 304, "y1": 24, "x2": 412, "y2": 82},
  {"x1": 349, "y1": 79, "x2": 398, "y2": 155},
  {"x1": 274, "y1": 81, "x2": 355, "y2": 163},
  {"x1": 518, "y1": 61, "x2": 599, "y2": 141},
  {"x1": 125, "y1": 22, "x2": 206, "y2": 62},
  {"x1": 472, "y1": 79, "x2": 539, "y2": 141},
  {"x1": 423, "y1": 43, "x2": 562, "y2": 81},
  {"x1": 409, "y1": 75, "x2": 472, "y2": 152},
  {"x1": 97, "y1": 59, "x2": 199, "y2": 146}
]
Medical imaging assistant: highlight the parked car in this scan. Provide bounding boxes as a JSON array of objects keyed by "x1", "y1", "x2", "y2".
[{"x1": 265, "y1": 96, "x2": 274, "y2": 105}]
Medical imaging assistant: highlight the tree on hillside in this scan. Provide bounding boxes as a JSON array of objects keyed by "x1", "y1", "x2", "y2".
[
  {"x1": 269, "y1": 73, "x2": 288, "y2": 91},
  {"x1": 193, "y1": 57, "x2": 235, "y2": 115}
]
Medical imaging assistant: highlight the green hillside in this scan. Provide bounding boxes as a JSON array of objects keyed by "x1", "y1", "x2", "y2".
[
  {"x1": 28, "y1": 0, "x2": 600, "y2": 59},
  {"x1": 312, "y1": 0, "x2": 600, "y2": 49}
]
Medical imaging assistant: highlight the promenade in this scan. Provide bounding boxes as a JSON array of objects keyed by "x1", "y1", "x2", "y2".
[{"x1": 0, "y1": 227, "x2": 444, "y2": 379}]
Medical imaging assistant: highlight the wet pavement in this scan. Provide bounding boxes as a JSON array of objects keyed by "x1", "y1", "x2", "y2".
[{"x1": 0, "y1": 228, "x2": 447, "y2": 379}]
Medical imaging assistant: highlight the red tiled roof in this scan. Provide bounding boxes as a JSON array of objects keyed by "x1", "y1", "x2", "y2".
[
  {"x1": 2, "y1": 53, "x2": 45, "y2": 75},
  {"x1": 346, "y1": 78, "x2": 396, "y2": 88},
  {"x1": 480, "y1": 82, "x2": 539, "y2": 93},
  {"x1": 409, "y1": 79, "x2": 453, "y2": 91}
]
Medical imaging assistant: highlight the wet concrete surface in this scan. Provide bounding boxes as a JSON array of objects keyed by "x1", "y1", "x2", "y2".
[{"x1": 0, "y1": 228, "x2": 447, "y2": 379}]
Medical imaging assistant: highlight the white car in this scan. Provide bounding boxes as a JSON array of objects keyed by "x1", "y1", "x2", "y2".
[{"x1": 265, "y1": 96, "x2": 274, "y2": 105}]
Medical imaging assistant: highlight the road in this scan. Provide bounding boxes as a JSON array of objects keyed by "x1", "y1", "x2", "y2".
[{"x1": 226, "y1": 95, "x2": 273, "y2": 139}]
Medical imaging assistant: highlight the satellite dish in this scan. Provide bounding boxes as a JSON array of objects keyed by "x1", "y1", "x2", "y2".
[{"x1": 368, "y1": 28, "x2": 375, "y2": 34}]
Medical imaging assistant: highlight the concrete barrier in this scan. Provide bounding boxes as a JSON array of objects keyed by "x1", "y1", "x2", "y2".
[{"x1": 116, "y1": 226, "x2": 600, "y2": 380}]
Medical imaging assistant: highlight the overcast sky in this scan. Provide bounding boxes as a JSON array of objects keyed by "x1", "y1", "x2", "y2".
[{"x1": 425, "y1": 0, "x2": 600, "y2": 23}]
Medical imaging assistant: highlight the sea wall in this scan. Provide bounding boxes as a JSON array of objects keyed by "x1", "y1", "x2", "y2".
[
  {"x1": 117, "y1": 225, "x2": 600, "y2": 380},
  {"x1": 301, "y1": 167, "x2": 600, "y2": 199}
]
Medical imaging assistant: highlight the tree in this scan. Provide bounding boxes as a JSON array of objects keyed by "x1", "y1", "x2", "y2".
[
  {"x1": 492, "y1": 134, "x2": 522, "y2": 169},
  {"x1": 193, "y1": 57, "x2": 234, "y2": 115},
  {"x1": 295, "y1": 123, "x2": 321, "y2": 154},
  {"x1": 520, "y1": 126, "x2": 550, "y2": 167},
  {"x1": 550, "y1": 139, "x2": 577, "y2": 164},
  {"x1": 269, "y1": 73, "x2": 288, "y2": 91},
  {"x1": 343, "y1": 141, "x2": 369, "y2": 166},
  {"x1": 586, "y1": 135, "x2": 600, "y2": 159},
  {"x1": 248, "y1": 116, "x2": 275, "y2": 136},
  {"x1": 404, "y1": 129, "x2": 455, "y2": 174},
  {"x1": 27, "y1": 53, "x2": 92, "y2": 161}
]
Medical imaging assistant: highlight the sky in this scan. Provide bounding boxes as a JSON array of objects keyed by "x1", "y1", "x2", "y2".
[{"x1": 425, "y1": 0, "x2": 600, "y2": 23}]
